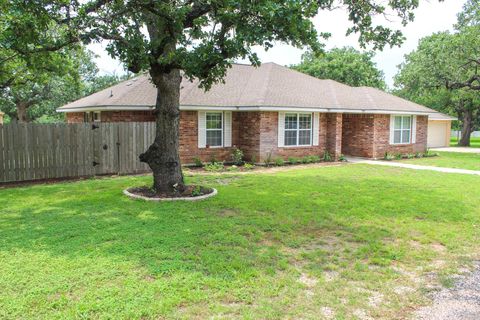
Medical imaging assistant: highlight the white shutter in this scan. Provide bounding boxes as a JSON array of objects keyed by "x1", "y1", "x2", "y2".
[
  {"x1": 411, "y1": 115, "x2": 417, "y2": 144},
  {"x1": 389, "y1": 115, "x2": 395, "y2": 144},
  {"x1": 224, "y1": 111, "x2": 232, "y2": 147},
  {"x1": 278, "y1": 112, "x2": 285, "y2": 147},
  {"x1": 198, "y1": 111, "x2": 206, "y2": 148},
  {"x1": 313, "y1": 112, "x2": 320, "y2": 146}
]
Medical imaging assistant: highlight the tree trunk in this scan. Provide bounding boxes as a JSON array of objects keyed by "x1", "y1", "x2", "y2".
[
  {"x1": 16, "y1": 101, "x2": 30, "y2": 123},
  {"x1": 139, "y1": 68, "x2": 184, "y2": 194},
  {"x1": 459, "y1": 109, "x2": 473, "y2": 146}
]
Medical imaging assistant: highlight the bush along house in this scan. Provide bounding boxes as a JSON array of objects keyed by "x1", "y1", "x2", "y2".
[{"x1": 57, "y1": 63, "x2": 455, "y2": 163}]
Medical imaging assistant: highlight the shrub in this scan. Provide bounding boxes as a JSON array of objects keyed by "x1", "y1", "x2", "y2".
[
  {"x1": 406, "y1": 153, "x2": 415, "y2": 159},
  {"x1": 274, "y1": 157, "x2": 285, "y2": 166},
  {"x1": 309, "y1": 155, "x2": 321, "y2": 163},
  {"x1": 204, "y1": 161, "x2": 224, "y2": 172},
  {"x1": 339, "y1": 154, "x2": 347, "y2": 162},
  {"x1": 395, "y1": 153, "x2": 402, "y2": 160},
  {"x1": 227, "y1": 165, "x2": 239, "y2": 172},
  {"x1": 322, "y1": 151, "x2": 332, "y2": 162},
  {"x1": 383, "y1": 152, "x2": 395, "y2": 161},
  {"x1": 302, "y1": 156, "x2": 312, "y2": 164},
  {"x1": 191, "y1": 185, "x2": 202, "y2": 197},
  {"x1": 193, "y1": 156, "x2": 203, "y2": 167},
  {"x1": 264, "y1": 151, "x2": 273, "y2": 167},
  {"x1": 250, "y1": 154, "x2": 257, "y2": 164},
  {"x1": 243, "y1": 163, "x2": 255, "y2": 170},
  {"x1": 231, "y1": 148, "x2": 244, "y2": 165},
  {"x1": 423, "y1": 148, "x2": 439, "y2": 158},
  {"x1": 288, "y1": 156, "x2": 300, "y2": 164},
  {"x1": 209, "y1": 154, "x2": 218, "y2": 163},
  {"x1": 415, "y1": 152, "x2": 423, "y2": 158}
]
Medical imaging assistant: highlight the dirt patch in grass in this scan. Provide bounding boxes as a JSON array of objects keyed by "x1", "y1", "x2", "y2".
[{"x1": 126, "y1": 185, "x2": 214, "y2": 199}]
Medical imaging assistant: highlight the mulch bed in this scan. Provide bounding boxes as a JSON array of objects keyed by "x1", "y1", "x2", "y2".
[{"x1": 126, "y1": 185, "x2": 214, "y2": 199}]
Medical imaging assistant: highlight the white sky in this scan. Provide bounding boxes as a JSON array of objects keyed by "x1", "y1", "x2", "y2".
[{"x1": 88, "y1": 0, "x2": 466, "y2": 89}]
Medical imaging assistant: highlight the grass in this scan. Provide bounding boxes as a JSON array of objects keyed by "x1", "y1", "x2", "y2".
[
  {"x1": 402, "y1": 151, "x2": 480, "y2": 171},
  {"x1": 450, "y1": 137, "x2": 480, "y2": 148},
  {"x1": 1, "y1": 165, "x2": 480, "y2": 319}
]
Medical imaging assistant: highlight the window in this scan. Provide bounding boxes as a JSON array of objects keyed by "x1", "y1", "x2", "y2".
[
  {"x1": 284, "y1": 113, "x2": 312, "y2": 146},
  {"x1": 206, "y1": 112, "x2": 223, "y2": 147},
  {"x1": 392, "y1": 115, "x2": 412, "y2": 144},
  {"x1": 84, "y1": 111, "x2": 101, "y2": 123}
]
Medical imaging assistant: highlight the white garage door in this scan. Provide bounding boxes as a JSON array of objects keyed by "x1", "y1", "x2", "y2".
[{"x1": 428, "y1": 121, "x2": 447, "y2": 148}]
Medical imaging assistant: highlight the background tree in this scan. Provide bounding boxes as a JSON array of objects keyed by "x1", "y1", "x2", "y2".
[
  {"x1": 0, "y1": 46, "x2": 124, "y2": 123},
  {"x1": 292, "y1": 47, "x2": 386, "y2": 89},
  {"x1": 394, "y1": 4, "x2": 480, "y2": 146},
  {"x1": 4, "y1": 0, "x2": 433, "y2": 193}
]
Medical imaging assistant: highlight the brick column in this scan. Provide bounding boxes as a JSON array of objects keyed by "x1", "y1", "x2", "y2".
[{"x1": 326, "y1": 113, "x2": 343, "y2": 160}]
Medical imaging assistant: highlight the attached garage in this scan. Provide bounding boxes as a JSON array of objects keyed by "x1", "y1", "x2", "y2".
[{"x1": 427, "y1": 113, "x2": 456, "y2": 148}]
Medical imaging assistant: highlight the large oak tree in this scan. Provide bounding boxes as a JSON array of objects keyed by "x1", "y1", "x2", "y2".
[
  {"x1": 3, "y1": 0, "x2": 433, "y2": 193},
  {"x1": 395, "y1": 1, "x2": 480, "y2": 146}
]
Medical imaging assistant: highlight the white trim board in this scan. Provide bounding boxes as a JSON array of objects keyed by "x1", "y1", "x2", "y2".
[{"x1": 58, "y1": 105, "x2": 435, "y2": 116}]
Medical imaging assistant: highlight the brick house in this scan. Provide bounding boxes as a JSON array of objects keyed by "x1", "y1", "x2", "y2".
[{"x1": 58, "y1": 63, "x2": 453, "y2": 163}]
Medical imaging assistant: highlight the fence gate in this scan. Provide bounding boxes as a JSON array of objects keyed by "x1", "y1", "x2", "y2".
[
  {"x1": 92, "y1": 123, "x2": 120, "y2": 175},
  {"x1": 0, "y1": 122, "x2": 156, "y2": 183}
]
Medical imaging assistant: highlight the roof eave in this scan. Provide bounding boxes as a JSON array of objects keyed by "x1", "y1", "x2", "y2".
[{"x1": 57, "y1": 104, "x2": 436, "y2": 115}]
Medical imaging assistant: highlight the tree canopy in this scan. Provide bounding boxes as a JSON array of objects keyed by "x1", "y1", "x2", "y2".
[
  {"x1": 292, "y1": 47, "x2": 386, "y2": 89},
  {"x1": 1, "y1": 0, "x2": 438, "y2": 192},
  {"x1": 394, "y1": 2, "x2": 480, "y2": 146}
]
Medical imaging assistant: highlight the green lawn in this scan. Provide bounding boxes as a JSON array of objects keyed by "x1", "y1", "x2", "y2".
[
  {"x1": 403, "y1": 151, "x2": 480, "y2": 171},
  {"x1": 1, "y1": 165, "x2": 480, "y2": 319},
  {"x1": 450, "y1": 137, "x2": 480, "y2": 147}
]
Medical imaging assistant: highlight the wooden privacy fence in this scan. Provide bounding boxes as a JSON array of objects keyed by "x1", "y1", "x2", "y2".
[{"x1": 0, "y1": 122, "x2": 156, "y2": 183}]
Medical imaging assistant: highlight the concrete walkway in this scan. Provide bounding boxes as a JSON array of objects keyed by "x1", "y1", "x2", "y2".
[
  {"x1": 432, "y1": 147, "x2": 480, "y2": 153},
  {"x1": 347, "y1": 157, "x2": 480, "y2": 176}
]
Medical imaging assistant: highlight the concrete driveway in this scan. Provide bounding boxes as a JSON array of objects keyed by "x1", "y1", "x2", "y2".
[{"x1": 432, "y1": 147, "x2": 480, "y2": 153}]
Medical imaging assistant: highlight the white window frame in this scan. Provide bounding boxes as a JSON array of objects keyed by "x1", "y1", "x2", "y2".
[
  {"x1": 205, "y1": 111, "x2": 224, "y2": 148},
  {"x1": 284, "y1": 112, "x2": 313, "y2": 147},
  {"x1": 93, "y1": 111, "x2": 101, "y2": 123},
  {"x1": 391, "y1": 115, "x2": 412, "y2": 145},
  {"x1": 84, "y1": 111, "x2": 101, "y2": 123}
]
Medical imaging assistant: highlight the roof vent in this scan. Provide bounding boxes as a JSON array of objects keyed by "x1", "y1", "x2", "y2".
[{"x1": 109, "y1": 90, "x2": 113, "y2": 98}]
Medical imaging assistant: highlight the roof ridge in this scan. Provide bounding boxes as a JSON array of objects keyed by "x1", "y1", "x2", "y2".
[{"x1": 257, "y1": 63, "x2": 275, "y2": 106}]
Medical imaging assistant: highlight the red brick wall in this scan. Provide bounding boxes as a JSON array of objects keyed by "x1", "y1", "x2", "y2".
[
  {"x1": 236, "y1": 112, "x2": 261, "y2": 162},
  {"x1": 66, "y1": 111, "x2": 156, "y2": 123},
  {"x1": 66, "y1": 112, "x2": 85, "y2": 123},
  {"x1": 326, "y1": 113, "x2": 343, "y2": 160},
  {"x1": 178, "y1": 111, "x2": 237, "y2": 164},
  {"x1": 373, "y1": 115, "x2": 427, "y2": 158},
  {"x1": 342, "y1": 114, "x2": 375, "y2": 158},
  {"x1": 65, "y1": 110, "x2": 426, "y2": 163},
  {"x1": 340, "y1": 114, "x2": 427, "y2": 158},
  {"x1": 101, "y1": 111, "x2": 155, "y2": 122},
  {"x1": 257, "y1": 112, "x2": 329, "y2": 162}
]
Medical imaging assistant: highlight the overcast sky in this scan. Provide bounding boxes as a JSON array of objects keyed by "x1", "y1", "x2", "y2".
[{"x1": 88, "y1": 0, "x2": 466, "y2": 89}]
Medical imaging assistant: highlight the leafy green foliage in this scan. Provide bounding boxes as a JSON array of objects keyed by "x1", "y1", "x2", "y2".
[
  {"x1": 293, "y1": 47, "x2": 386, "y2": 89},
  {"x1": 394, "y1": 3, "x2": 480, "y2": 144},
  {"x1": 193, "y1": 156, "x2": 204, "y2": 168},
  {"x1": 204, "y1": 162, "x2": 224, "y2": 172},
  {"x1": 274, "y1": 157, "x2": 285, "y2": 166},
  {"x1": 231, "y1": 148, "x2": 244, "y2": 165}
]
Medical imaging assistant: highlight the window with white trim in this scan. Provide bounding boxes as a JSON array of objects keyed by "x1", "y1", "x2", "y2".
[
  {"x1": 284, "y1": 113, "x2": 312, "y2": 146},
  {"x1": 392, "y1": 115, "x2": 412, "y2": 144},
  {"x1": 206, "y1": 112, "x2": 223, "y2": 147},
  {"x1": 84, "y1": 111, "x2": 101, "y2": 123}
]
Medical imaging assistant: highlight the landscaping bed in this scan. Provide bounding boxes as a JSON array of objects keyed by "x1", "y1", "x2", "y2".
[{"x1": 125, "y1": 185, "x2": 216, "y2": 201}]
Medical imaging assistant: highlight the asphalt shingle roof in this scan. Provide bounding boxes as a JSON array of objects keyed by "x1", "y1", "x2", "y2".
[{"x1": 57, "y1": 62, "x2": 451, "y2": 117}]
